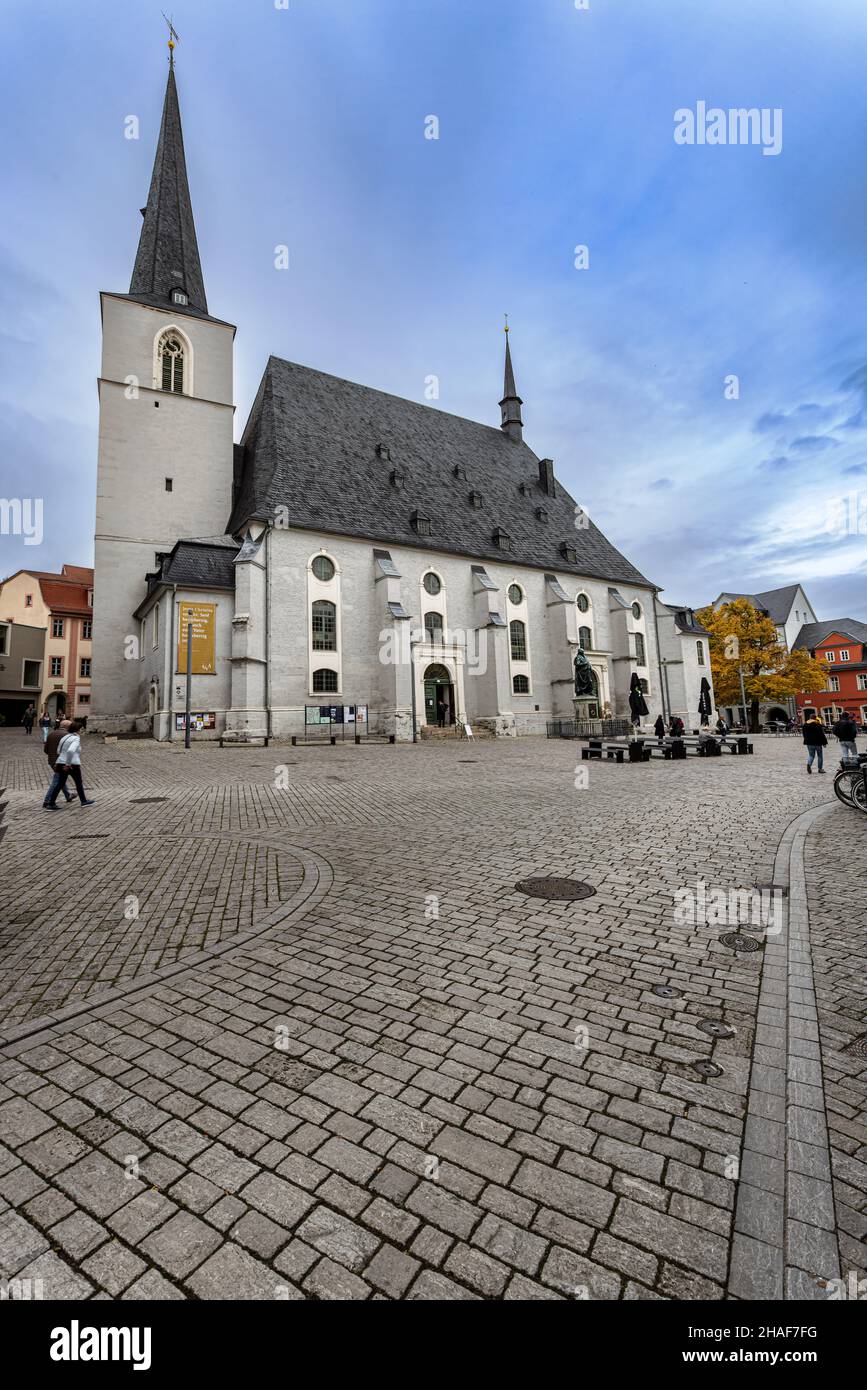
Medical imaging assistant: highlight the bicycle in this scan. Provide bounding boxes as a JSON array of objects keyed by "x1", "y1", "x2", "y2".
[{"x1": 833, "y1": 752, "x2": 867, "y2": 812}]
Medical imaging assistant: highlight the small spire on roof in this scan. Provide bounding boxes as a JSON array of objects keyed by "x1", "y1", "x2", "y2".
[{"x1": 500, "y1": 317, "x2": 523, "y2": 443}]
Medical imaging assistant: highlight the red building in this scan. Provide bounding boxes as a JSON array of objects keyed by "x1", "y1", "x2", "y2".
[{"x1": 792, "y1": 620, "x2": 867, "y2": 729}]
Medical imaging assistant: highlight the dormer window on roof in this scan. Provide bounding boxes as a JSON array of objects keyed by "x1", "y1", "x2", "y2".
[
  {"x1": 493, "y1": 528, "x2": 512, "y2": 552},
  {"x1": 376, "y1": 443, "x2": 391, "y2": 460},
  {"x1": 390, "y1": 469, "x2": 405, "y2": 488},
  {"x1": 469, "y1": 491, "x2": 483, "y2": 509},
  {"x1": 453, "y1": 464, "x2": 467, "y2": 480},
  {"x1": 559, "y1": 541, "x2": 578, "y2": 564},
  {"x1": 411, "y1": 510, "x2": 432, "y2": 536},
  {"x1": 171, "y1": 288, "x2": 188, "y2": 306},
  {"x1": 535, "y1": 507, "x2": 548, "y2": 522},
  {"x1": 519, "y1": 482, "x2": 532, "y2": 496}
]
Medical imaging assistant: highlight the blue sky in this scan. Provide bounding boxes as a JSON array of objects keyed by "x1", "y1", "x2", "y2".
[{"x1": 2, "y1": 0, "x2": 866, "y2": 617}]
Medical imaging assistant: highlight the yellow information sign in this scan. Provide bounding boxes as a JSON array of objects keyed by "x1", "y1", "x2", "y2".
[{"x1": 177, "y1": 602, "x2": 216, "y2": 674}]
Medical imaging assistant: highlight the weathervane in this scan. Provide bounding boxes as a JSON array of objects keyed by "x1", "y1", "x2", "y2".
[{"x1": 162, "y1": 13, "x2": 180, "y2": 67}]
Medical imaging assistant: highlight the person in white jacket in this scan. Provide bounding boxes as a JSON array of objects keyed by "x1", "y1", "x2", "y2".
[{"x1": 44, "y1": 721, "x2": 95, "y2": 808}]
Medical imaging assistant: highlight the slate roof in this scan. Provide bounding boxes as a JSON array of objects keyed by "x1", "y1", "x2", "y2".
[
  {"x1": 792, "y1": 619, "x2": 867, "y2": 651},
  {"x1": 228, "y1": 357, "x2": 654, "y2": 587},
  {"x1": 136, "y1": 538, "x2": 238, "y2": 614},
  {"x1": 129, "y1": 68, "x2": 208, "y2": 316},
  {"x1": 714, "y1": 585, "x2": 805, "y2": 625},
  {"x1": 662, "y1": 602, "x2": 711, "y2": 637}
]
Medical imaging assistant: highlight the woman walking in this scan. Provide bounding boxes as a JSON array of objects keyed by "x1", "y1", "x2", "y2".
[
  {"x1": 43, "y1": 722, "x2": 95, "y2": 808},
  {"x1": 802, "y1": 714, "x2": 827, "y2": 774},
  {"x1": 39, "y1": 708, "x2": 52, "y2": 743}
]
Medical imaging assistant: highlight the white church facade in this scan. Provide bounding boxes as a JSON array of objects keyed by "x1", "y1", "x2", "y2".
[{"x1": 91, "y1": 61, "x2": 710, "y2": 741}]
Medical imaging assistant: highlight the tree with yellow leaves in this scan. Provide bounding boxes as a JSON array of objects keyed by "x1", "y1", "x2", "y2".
[{"x1": 696, "y1": 599, "x2": 828, "y2": 732}]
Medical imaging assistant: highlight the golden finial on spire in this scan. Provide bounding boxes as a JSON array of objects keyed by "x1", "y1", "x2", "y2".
[
  {"x1": 162, "y1": 12, "x2": 180, "y2": 66},
  {"x1": 504, "y1": 313, "x2": 509, "y2": 334}
]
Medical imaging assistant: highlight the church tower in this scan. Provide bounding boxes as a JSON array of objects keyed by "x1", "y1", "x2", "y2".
[{"x1": 91, "y1": 50, "x2": 235, "y2": 730}]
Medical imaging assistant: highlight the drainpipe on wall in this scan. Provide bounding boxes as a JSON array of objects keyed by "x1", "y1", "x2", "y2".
[
  {"x1": 265, "y1": 525, "x2": 272, "y2": 741},
  {"x1": 651, "y1": 590, "x2": 667, "y2": 720}
]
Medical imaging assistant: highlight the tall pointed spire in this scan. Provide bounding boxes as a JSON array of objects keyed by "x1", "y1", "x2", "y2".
[
  {"x1": 499, "y1": 319, "x2": 523, "y2": 443},
  {"x1": 129, "y1": 60, "x2": 208, "y2": 314}
]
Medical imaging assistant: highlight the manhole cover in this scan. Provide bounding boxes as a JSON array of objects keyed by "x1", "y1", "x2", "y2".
[
  {"x1": 515, "y1": 877, "x2": 596, "y2": 901},
  {"x1": 841, "y1": 1033, "x2": 867, "y2": 1059},
  {"x1": 652, "y1": 985, "x2": 681, "y2": 999},
  {"x1": 719, "y1": 931, "x2": 761, "y2": 953},
  {"x1": 692, "y1": 1060, "x2": 723, "y2": 1078},
  {"x1": 697, "y1": 1018, "x2": 736, "y2": 1039},
  {"x1": 129, "y1": 797, "x2": 168, "y2": 803}
]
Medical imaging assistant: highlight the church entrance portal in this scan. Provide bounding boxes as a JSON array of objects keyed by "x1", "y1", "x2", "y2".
[{"x1": 423, "y1": 664, "x2": 454, "y2": 726}]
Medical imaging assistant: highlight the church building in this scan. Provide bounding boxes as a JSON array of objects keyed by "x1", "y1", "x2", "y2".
[{"x1": 91, "y1": 59, "x2": 680, "y2": 741}]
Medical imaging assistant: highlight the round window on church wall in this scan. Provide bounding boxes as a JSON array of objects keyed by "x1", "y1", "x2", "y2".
[
  {"x1": 577, "y1": 593, "x2": 589, "y2": 613},
  {"x1": 312, "y1": 556, "x2": 335, "y2": 582},
  {"x1": 631, "y1": 602, "x2": 642, "y2": 620},
  {"x1": 423, "y1": 573, "x2": 441, "y2": 596},
  {"x1": 508, "y1": 584, "x2": 523, "y2": 605}
]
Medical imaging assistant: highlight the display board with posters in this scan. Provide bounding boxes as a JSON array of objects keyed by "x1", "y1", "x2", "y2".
[
  {"x1": 303, "y1": 704, "x2": 368, "y2": 737},
  {"x1": 175, "y1": 712, "x2": 216, "y2": 732},
  {"x1": 177, "y1": 603, "x2": 216, "y2": 675}
]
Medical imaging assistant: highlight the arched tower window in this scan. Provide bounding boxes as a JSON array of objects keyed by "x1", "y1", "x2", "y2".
[
  {"x1": 312, "y1": 600, "x2": 337, "y2": 650},
  {"x1": 159, "y1": 332, "x2": 185, "y2": 394},
  {"x1": 510, "y1": 620, "x2": 527, "y2": 662}
]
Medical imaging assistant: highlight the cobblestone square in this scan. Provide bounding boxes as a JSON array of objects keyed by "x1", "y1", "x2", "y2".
[{"x1": 0, "y1": 729, "x2": 864, "y2": 1301}]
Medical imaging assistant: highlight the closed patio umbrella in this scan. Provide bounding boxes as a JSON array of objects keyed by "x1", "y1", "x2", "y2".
[
  {"x1": 698, "y1": 677, "x2": 712, "y2": 726},
  {"x1": 629, "y1": 672, "x2": 649, "y2": 726}
]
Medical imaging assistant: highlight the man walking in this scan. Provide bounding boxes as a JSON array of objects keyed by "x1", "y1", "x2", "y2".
[
  {"x1": 42, "y1": 718, "x2": 75, "y2": 806},
  {"x1": 22, "y1": 704, "x2": 35, "y2": 735},
  {"x1": 831, "y1": 710, "x2": 859, "y2": 762},
  {"x1": 44, "y1": 721, "x2": 94, "y2": 809},
  {"x1": 802, "y1": 714, "x2": 828, "y2": 774}
]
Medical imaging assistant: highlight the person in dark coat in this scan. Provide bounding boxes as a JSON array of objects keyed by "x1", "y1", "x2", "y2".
[
  {"x1": 802, "y1": 715, "x2": 828, "y2": 774},
  {"x1": 831, "y1": 712, "x2": 858, "y2": 761},
  {"x1": 668, "y1": 716, "x2": 685, "y2": 738},
  {"x1": 42, "y1": 718, "x2": 75, "y2": 805},
  {"x1": 653, "y1": 715, "x2": 665, "y2": 739},
  {"x1": 22, "y1": 704, "x2": 35, "y2": 735},
  {"x1": 715, "y1": 715, "x2": 728, "y2": 736}
]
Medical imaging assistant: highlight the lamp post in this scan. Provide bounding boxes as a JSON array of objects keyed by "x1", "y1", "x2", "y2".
[
  {"x1": 409, "y1": 628, "x2": 420, "y2": 744},
  {"x1": 738, "y1": 664, "x2": 750, "y2": 733}
]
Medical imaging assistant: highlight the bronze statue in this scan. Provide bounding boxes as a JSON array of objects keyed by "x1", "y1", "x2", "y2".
[{"x1": 573, "y1": 645, "x2": 598, "y2": 699}]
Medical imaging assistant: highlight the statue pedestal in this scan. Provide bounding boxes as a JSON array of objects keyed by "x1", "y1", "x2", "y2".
[{"x1": 573, "y1": 697, "x2": 601, "y2": 735}]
